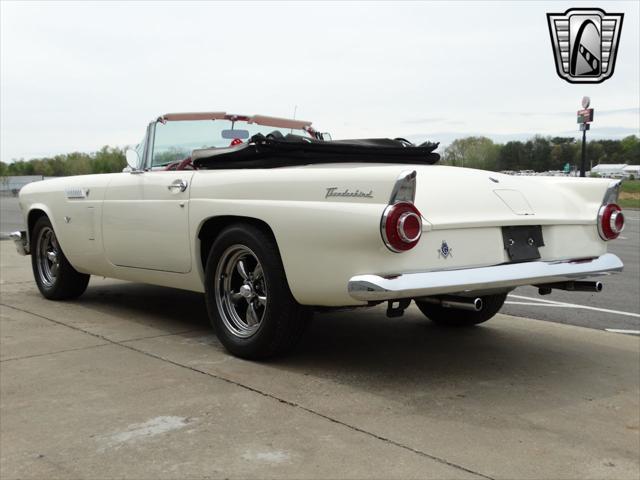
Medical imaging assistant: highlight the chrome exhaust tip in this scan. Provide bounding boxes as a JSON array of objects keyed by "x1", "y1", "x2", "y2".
[
  {"x1": 536, "y1": 281, "x2": 604, "y2": 293},
  {"x1": 418, "y1": 296, "x2": 483, "y2": 312}
]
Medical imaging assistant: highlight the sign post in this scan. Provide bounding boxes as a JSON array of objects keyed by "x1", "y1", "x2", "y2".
[{"x1": 577, "y1": 96, "x2": 594, "y2": 177}]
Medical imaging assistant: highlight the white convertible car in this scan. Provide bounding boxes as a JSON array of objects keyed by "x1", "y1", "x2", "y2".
[{"x1": 11, "y1": 112, "x2": 625, "y2": 359}]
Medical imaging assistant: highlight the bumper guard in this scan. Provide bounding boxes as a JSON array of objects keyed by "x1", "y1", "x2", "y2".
[{"x1": 9, "y1": 231, "x2": 30, "y2": 256}]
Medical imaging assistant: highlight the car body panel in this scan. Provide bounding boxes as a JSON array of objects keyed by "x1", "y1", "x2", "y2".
[{"x1": 17, "y1": 163, "x2": 618, "y2": 306}]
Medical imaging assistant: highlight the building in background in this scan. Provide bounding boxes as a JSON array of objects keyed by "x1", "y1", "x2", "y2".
[
  {"x1": 622, "y1": 165, "x2": 640, "y2": 179},
  {"x1": 590, "y1": 164, "x2": 635, "y2": 178}
]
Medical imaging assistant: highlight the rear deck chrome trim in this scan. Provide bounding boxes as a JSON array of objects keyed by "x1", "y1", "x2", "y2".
[{"x1": 348, "y1": 253, "x2": 623, "y2": 301}]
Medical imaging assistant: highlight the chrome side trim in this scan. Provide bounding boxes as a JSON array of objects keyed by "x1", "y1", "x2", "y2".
[
  {"x1": 9, "y1": 230, "x2": 30, "y2": 256},
  {"x1": 389, "y1": 170, "x2": 417, "y2": 204},
  {"x1": 347, "y1": 253, "x2": 623, "y2": 301}
]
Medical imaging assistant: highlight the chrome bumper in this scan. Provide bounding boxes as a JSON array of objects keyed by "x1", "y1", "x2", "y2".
[
  {"x1": 348, "y1": 253, "x2": 624, "y2": 301},
  {"x1": 9, "y1": 231, "x2": 29, "y2": 256}
]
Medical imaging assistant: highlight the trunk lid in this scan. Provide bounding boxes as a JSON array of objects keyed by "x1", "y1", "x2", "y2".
[{"x1": 412, "y1": 166, "x2": 605, "y2": 230}]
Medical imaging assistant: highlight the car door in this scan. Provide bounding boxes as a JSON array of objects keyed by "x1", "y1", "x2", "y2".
[
  {"x1": 103, "y1": 170, "x2": 195, "y2": 273},
  {"x1": 102, "y1": 121, "x2": 195, "y2": 274}
]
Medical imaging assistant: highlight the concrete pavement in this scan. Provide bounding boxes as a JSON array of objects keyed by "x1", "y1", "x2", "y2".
[{"x1": 1, "y1": 241, "x2": 639, "y2": 479}]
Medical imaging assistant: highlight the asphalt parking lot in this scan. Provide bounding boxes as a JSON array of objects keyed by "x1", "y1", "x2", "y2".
[
  {"x1": 1, "y1": 240, "x2": 639, "y2": 479},
  {"x1": 0, "y1": 196, "x2": 23, "y2": 239},
  {"x1": 501, "y1": 209, "x2": 640, "y2": 332}
]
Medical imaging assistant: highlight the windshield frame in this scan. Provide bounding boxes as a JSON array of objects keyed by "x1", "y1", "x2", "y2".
[{"x1": 145, "y1": 112, "x2": 318, "y2": 169}]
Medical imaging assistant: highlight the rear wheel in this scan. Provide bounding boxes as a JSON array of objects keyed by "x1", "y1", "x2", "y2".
[
  {"x1": 414, "y1": 293, "x2": 507, "y2": 327},
  {"x1": 204, "y1": 224, "x2": 310, "y2": 359},
  {"x1": 31, "y1": 216, "x2": 90, "y2": 300}
]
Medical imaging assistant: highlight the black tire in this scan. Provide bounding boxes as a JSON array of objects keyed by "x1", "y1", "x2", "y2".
[
  {"x1": 414, "y1": 293, "x2": 507, "y2": 327},
  {"x1": 204, "y1": 223, "x2": 310, "y2": 359},
  {"x1": 30, "y1": 216, "x2": 90, "y2": 300}
]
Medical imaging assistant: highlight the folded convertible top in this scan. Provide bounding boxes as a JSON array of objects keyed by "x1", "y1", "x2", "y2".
[{"x1": 192, "y1": 134, "x2": 440, "y2": 169}]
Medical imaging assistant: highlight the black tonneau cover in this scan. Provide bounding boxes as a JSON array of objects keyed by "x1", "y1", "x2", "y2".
[{"x1": 192, "y1": 134, "x2": 440, "y2": 170}]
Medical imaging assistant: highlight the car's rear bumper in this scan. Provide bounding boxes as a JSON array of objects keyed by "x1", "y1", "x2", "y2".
[
  {"x1": 9, "y1": 231, "x2": 29, "y2": 256},
  {"x1": 347, "y1": 253, "x2": 623, "y2": 301}
]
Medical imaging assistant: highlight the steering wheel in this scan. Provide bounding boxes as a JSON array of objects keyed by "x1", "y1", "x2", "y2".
[
  {"x1": 175, "y1": 157, "x2": 193, "y2": 170},
  {"x1": 163, "y1": 157, "x2": 193, "y2": 171}
]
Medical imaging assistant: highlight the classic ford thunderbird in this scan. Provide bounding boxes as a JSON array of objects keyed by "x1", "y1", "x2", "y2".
[{"x1": 11, "y1": 112, "x2": 625, "y2": 359}]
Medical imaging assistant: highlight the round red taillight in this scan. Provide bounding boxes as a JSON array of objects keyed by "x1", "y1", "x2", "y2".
[
  {"x1": 381, "y1": 202, "x2": 422, "y2": 252},
  {"x1": 598, "y1": 203, "x2": 624, "y2": 240}
]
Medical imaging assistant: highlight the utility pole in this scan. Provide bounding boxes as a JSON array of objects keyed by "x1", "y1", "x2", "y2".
[{"x1": 577, "y1": 96, "x2": 594, "y2": 177}]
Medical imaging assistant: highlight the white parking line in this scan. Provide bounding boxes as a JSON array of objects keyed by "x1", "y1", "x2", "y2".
[
  {"x1": 506, "y1": 301, "x2": 573, "y2": 308},
  {"x1": 604, "y1": 328, "x2": 640, "y2": 335},
  {"x1": 507, "y1": 294, "x2": 640, "y2": 318}
]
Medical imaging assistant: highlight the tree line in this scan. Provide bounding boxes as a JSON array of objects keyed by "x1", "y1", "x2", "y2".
[
  {"x1": 441, "y1": 135, "x2": 639, "y2": 172},
  {"x1": 0, "y1": 146, "x2": 126, "y2": 177},
  {"x1": 0, "y1": 135, "x2": 638, "y2": 177}
]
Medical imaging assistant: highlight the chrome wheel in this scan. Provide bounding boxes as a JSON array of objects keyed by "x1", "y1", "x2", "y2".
[
  {"x1": 36, "y1": 226, "x2": 61, "y2": 288},
  {"x1": 214, "y1": 244, "x2": 268, "y2": 339}
]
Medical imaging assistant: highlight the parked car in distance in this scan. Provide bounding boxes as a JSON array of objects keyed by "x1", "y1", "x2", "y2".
[{"x1": 11, "y1": 112, "x2": 625, "y2": 359}]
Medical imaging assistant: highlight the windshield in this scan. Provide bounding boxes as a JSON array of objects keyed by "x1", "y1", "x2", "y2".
[{"x1": 151, "y1": 119, "x2": 312, "y2": 167}]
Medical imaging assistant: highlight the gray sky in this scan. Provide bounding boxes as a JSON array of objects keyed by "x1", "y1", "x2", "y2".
[{"x1": 1, "y1": 0, "x2": 639, "y2": 160}]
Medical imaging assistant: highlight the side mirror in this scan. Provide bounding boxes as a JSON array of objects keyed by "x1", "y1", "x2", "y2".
[{"x1": 124, "y1": 147, "x2": 142, "y2": 173}]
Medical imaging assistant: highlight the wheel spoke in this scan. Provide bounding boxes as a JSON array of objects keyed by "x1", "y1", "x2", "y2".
[
  {"x1": 237, "y1": 260, "x2": 249, "y2": 280},
  {"x1": 246, "y1": 302, "x2": 259, "y2": 326},
  {"x1": 253, "y1": 263, "x2": 263, "y2": 280},
  {"x1": 50, "y1": 262, "x2": 59, "y2": 277},
  {"x1": 215, "y1": 245, "x2": 268, "y2": 339}
]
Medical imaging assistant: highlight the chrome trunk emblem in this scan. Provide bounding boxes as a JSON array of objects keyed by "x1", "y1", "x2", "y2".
[{"x1": 438, "y1": 241, "x2": 453, "y2": 259}]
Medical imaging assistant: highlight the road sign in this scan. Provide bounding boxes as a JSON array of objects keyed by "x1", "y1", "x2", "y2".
[
  {"x1": 577, "y1": 108, "x2": 594, "y2": 123},
  {"x1": 580, "y1": 123, "x2": 590, "y2": 131}
]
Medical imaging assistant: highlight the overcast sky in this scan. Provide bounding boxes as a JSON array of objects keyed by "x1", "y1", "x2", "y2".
[{"x1": 1, "y1": 0, "x2": 639, "y2": 160}]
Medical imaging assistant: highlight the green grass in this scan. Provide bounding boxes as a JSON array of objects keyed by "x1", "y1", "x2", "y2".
[
  {"x1": 621, "y1": 180, "x2": 640, "y2": 194},
  {"x1": 620, "y1": 198, "x2": 640, "y2": 209},
  {"x1": 620, "y1": 180, "x2": 640, "y2": 209}
]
